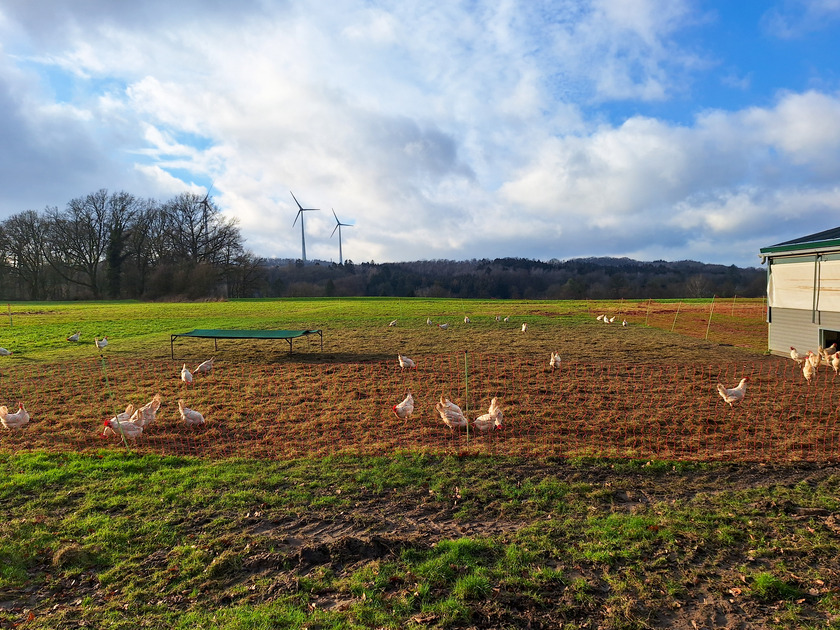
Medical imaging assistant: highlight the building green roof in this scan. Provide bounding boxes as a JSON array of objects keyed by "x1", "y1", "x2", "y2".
[{"x1": 760, "y1": 226, "x2": 840, "y2": 255}]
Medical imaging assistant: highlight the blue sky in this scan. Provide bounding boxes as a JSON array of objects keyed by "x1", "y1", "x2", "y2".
[{"x1": 1, "y1": 0, "x2": 839, "y2": 268}]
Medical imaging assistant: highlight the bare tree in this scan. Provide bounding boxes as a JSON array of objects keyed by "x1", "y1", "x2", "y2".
[
  {"x1": 2, "y1": 210, "x2": 51, "y2": 299},
  {"x1": 685, "y1": 274, "x2": 713, "y2": 298},
  {"x1": 104, "y1": 191, "x2": 142, "y2": 298},
  {"x1": 160, "y1": 192, "x2": 210, "y2": 263},
  {"x1": 122, "y1": 200, "x2": 165, "y2": 297},
  {"x1": 43, "y1": 190, "x2": 110, "y2": 298}
]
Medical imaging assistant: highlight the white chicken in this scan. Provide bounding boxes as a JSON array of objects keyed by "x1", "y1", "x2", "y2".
[
  {"x1": 180, "y1": 363, "x2": 194, "y2": 384},
  {"x1": 104, "y1": 403, "x2": 136, "y2": 426},
  {"x1": 549, "y1": 352, "x2": 561, "y2": 369},
  {"x1": 790, "y1": 346, "x2": 806, "y2": 366},
  {"x1": 102, "y1": 416, "x2": 143, "y2": 441},
  {"x1": 596, "y1": 314, "x2": 604, "y2": 321},
  {"x1": 716, "y1": 377, "x2": 750, "y2": 408},
  {"x1": 129, "y1": 394, "x2": 162, "y2": 428},
  {"x1": 194, "y1": 357, "x2": 214, "y2": 374},
  {"x1": 427, "y1": 318, "x2": 433, "y2": 325},
  {"x1": 608, "y1": 316, "x2": 616, "y2": 323},
  {"x1": 464, "y1": 316, "x2": 471, "y2": 324},
  {"x1": 102, "y1": 404, "x2": 141, "y2": 440},
  {"x1": 398, "y1": 354, "x2": 416, "y2": 369},
  {"x1": 521, "y1": 322, "x2": 528, "y2": 332},
  {"x1": 622, "y1": 319, "x2": 627, "y2": 327},
  {"x1": 94, "y1": 336, "x2": 108, "y2": 350},
  {"x1": 435, "y1": 396, "x2": 467, "y2": 429},
  {"x1": 0, "y1": 402, "x2": 29, "y2": 429},
  {"x1": 388, "y1": 319, "x2": 397, "y2": 327},
  {"x1": 0, "y1": 347, "x2": 12, "y2": 356},
  {"x1": 495, "y1": 315, "x2": 501, "y2": 322},
  {"x1": 392, "y1": 393, "x2": 414, "y2": 419},
  {"x1": 804, "y1": 359, "x2": 816, "y2": 385},
  {"x1": 808, "y1": 350, "x2": 822, "y2": 370},
  {"x1": 831, "y1": 352, "x2": 840, "y2": 376},
  {"x1": 178, "y1": 399, "x2": 205, "y2": 426},
  {"x1": 503, "y1": 316, "x2": 510, "y2": 322},
  {"x1": 67, "y1": 331, "x2": 81, "y2": 342},
  {"x1": 438, "y1": 323, "x2": 449, "y2": 330},
  {"x1": 473, "y1": 397, "x2": 504, "y2": 431}
]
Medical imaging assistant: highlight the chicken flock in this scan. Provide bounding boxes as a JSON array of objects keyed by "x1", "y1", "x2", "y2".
[
  {"x1": 790, "y1": 343, "x2": 840, "y2": 385},
  {"x1": 97, "y1": 354, "x2": 212, "y2": 440},
  {"x1": 0, "y1": 331, "x2": 214, "y2": 439},
  {"x1": 1, "y1": 315, "x2": 831, "y2": 440}
]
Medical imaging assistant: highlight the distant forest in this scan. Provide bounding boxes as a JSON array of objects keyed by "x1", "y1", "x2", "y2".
[
  {"x1": 261, "y1": 257, "x2": 766, "y2": 300},
  {"x1": 0, "y1": 188, "x2": 765, "y2": 301}
]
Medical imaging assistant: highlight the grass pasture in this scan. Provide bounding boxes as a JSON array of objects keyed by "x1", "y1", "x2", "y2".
[{"x1": 3, "y1": 297, "x2": 840, "y2": 629}]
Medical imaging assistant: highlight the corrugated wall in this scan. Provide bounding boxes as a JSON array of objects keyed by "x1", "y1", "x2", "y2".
[{"x1": 769, "y1": 307, "x2": 840, "y2": 356}]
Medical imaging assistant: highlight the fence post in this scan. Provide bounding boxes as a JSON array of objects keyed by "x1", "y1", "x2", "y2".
[
  {"x1": 99, "y1": 356, "x2": 132, "y2": 451},
  {"x1": 464, "y1": 351, "x2": 470, "y2": 444},
  {"x1": 670, "y1": 301, "x2": 682, "y2": 333},
  {"x1": 705, "y1": 295, "x2": 716, "y2": 340}
]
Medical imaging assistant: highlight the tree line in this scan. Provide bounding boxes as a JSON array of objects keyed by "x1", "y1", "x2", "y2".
[
  {"x1": 0, "y1": 189, "x2": 263, "y2": 300},
  {"x1": 0, "y1": 189, "x2": 766, "y2": 301},
  {"x1": 262, "y1": 256, "x2": 766, "y2": 300}
]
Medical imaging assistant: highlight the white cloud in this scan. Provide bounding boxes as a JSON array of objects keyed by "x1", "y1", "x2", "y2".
[
  {"x1": 762, "y1": 0, "x2": 840, "y2": 38},
  {"x1": 0, "y1": 1, "x2": 839, "y2": 268}
]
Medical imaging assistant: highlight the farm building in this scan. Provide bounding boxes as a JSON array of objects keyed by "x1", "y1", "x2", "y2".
[{"x1": 760, "y1": 226, "x2": 840, "y2": 356}]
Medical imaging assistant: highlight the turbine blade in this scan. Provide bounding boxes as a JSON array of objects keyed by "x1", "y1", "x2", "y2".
[
  {"x1": 331, "y1": 224, "x2": 339, "y2": 238},
  {"x1": 290, "y1": 191, "x2": 303, "y2": 210},
  {"x1": 292, "y1": 209, "x2": 302, "y2": 226}
]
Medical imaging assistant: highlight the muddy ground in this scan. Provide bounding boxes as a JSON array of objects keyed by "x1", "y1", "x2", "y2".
[{"x1": 5, "y1": 459, "x2": 840, "y2": 629}]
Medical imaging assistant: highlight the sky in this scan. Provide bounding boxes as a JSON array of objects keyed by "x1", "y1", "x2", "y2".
[{"x1": 1, "y1": 0, "x2": 839, "y2": 269}]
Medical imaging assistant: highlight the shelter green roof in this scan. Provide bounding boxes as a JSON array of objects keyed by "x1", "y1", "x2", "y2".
[{"x1": 760, "y1": 226, "x2": 840, "y2": 255}]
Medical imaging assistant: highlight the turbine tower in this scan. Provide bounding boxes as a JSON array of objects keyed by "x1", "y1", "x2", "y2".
[
  {"x1": 199, "y1": 181, "x2": 213, "y2": 258},
  {"x1": 330, "y1": 209, "x2": 354, "y2": 265},
  {"x1": 290, "y1": 191, "x2": 319, "y2": 262}
]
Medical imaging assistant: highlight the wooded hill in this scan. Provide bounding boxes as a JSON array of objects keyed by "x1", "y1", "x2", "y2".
[{"x1": 260, "y1": 257, "x2": 766, "y2": 300}]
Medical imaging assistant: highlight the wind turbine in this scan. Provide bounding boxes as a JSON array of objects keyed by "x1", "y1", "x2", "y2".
[
  {"x1": 330, "y1": 209, "x2": 354, "y2": 265},
  {"x1": 290, "y1": 191, "x2": 319, "y2": 262},
  {"x1": 199, "y1": 181, "x2": 213, "y2": 258}
]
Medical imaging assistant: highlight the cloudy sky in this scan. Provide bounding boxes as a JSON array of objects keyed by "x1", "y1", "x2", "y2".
[{"x1": 1, "y1": 0, "x2": 839, "y2": 268}]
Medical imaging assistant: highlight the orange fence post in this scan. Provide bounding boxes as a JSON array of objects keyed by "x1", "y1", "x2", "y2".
[
  {"x1": 705, "y1": 295, "x2": 716, "y2": 340},
  {"x1": 670, "y1": 301, "x2": 682, "y2": 333}
]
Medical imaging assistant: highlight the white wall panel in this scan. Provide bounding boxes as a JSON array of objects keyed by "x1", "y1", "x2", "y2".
[{"x1": 768, "y1": 260, "x2": 815, "y2": 309}]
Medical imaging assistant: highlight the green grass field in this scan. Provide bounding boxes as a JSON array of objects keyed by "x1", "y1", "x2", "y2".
[
  {"x1": 0, "y1": 296, "x2": 766, "y2": 363},
  {"x1": 5, "y1": 297, "x2": 838, "y2": 630}
]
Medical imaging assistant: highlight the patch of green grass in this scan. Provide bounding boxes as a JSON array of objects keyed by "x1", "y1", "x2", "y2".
[
  {"x1": 580, "y1": 513, "x2": 671, "y2": 565},
  {"x1": 750, "y1": 571, "x2": 801, "y2": 603}
]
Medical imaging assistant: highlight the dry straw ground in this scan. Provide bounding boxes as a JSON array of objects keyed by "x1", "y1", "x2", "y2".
[{"x1": 0, "y1": 297, "x2": 825, "y2": 464}]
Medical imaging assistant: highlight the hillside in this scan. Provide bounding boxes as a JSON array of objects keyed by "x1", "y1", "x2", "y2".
[{"x1": 259, "y1": 256, "x2": 766, "y2": 300}]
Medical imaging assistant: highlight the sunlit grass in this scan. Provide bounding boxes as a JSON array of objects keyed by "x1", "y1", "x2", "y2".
[{"x1": 1, "y1": 451, "x2": 838, "y2": 629}]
